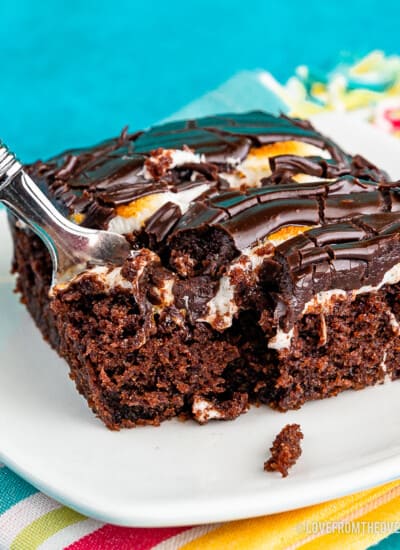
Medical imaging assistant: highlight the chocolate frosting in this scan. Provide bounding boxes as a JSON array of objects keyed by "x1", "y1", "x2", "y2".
[
  {"x1": 167, "y1": 176, "x2": 393, "y2": 258},
  {"x1": 27, "y1": 111, "x2": 380, "y2": 230},
  {"x1": 26, "y1": 111, "x2": 400, "y2": 330},
  {"x1": 259, "y1": 212, "x2": 400, "y2": 329}
]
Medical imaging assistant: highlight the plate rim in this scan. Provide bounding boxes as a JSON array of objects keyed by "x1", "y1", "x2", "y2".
[{"x1": 1, "y1": 441, "x2": 400, "y2": 527}]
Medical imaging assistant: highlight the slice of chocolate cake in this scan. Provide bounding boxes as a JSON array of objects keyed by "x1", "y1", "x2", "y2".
[{"x1": 10, "y1": 111, "x2": 400, "y2": 429}]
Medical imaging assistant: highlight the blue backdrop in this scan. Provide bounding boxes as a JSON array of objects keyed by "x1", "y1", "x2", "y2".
[{"x1": 0, "y1": 0, "x2": 398, "y2": 161}]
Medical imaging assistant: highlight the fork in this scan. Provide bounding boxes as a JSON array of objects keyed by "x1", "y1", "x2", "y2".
[{"x1": 0, "y1": 141, "x2": 131, "y2": 289}]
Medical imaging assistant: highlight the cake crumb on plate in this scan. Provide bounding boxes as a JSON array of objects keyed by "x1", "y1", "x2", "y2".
[{"x1": 264, "y1": 424, "x2": 303, "y2": 477}]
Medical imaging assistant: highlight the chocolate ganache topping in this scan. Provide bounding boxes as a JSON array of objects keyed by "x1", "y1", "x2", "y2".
[{"x1": 27, "y1": 111, "x2": 400, "y2": 331}]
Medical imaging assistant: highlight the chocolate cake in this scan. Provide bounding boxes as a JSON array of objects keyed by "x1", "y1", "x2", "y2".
[
  {"x1": 10, "y1": 111, "x2": 400, "y2": 429},
  {"x1": 264, "y1": 424, "x2": 303, "y2": 477}
]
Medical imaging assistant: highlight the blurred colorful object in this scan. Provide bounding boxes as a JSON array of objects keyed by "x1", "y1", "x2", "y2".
[
  {"x1": 373, "y1": 98, "x2": 400, "y2": 137},
  {"x1": 281, "y1": 51, "x2": 400, "y2": 136}
]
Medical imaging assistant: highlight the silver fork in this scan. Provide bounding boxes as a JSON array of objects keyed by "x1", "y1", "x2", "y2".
[{"x1": 0, "y1": 141, "x2": 131, "y2": 289}]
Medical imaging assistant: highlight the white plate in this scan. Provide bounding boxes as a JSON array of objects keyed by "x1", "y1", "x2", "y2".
[{"x1": 1, "y1": 113, "x2": 400, "y2": 527}]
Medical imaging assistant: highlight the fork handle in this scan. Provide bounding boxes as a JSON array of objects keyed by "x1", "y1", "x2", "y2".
[{"x1": 0, "y1": 144, "x2": 96, "y2": 273}]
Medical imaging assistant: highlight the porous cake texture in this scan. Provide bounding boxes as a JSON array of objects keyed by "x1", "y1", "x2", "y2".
[
  {"x1": 10, "y1": 112, "x2": 400, "y2": 429},
  {"x1": 264, "y1": 424, "x2": 303, "y2": 477}
]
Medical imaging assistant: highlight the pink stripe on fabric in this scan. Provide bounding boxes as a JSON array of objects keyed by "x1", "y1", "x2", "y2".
[{"x1": 65, "y1": 524, "x2": 192, "y2": 550}]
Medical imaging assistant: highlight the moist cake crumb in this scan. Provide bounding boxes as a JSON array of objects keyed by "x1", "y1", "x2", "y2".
[{"x1": 264, "y1": 424, "x2": 303, "y2": 477}]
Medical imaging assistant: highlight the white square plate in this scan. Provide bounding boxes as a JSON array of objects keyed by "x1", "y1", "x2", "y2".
[{"x1": 1, "y1": 113, "x2": 400, "y2": 527}]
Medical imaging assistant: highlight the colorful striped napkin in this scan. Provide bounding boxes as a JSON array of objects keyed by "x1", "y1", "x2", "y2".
[
  {"x1": 2, "y1": 463, "x2": 400, "y2": 549},
  {"x1": 2, "y1": 51, "x2": 400, "y2": 549}
]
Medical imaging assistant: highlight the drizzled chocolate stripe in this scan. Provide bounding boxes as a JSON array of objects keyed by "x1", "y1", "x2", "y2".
[
  {"x1": 70, "y1": 151, "x2": 144, "y2": 188},
  {"x1": 27, "y1": 111, "x2": 378, "y2": 230},
  {"x1": 133, "y1": 112, "x2": 337, "y2": 161},
  {"x1": 322, "y1": 192, "x2": 387, "y2": 222},
  {"x1": 96, "y1": 181, "x2": 168, "y2": 206},
  {"x1": 145, "y1": 202, "x2": 182, "y2": 245},
  {"x1": 266, "y1": 152, "x2": 385, "y2": 184},
  {"x1": 221, "y1": 199, "x2": 321, "y2": 250},
  {"x1": 305, "y1": 222, "x2": 368, "y2": 246},
  {"x1": 168, "y1": 177, "x2": 393, "y2": 256}
]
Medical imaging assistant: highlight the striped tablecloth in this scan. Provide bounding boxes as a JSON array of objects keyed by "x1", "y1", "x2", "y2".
[
  {"x1": 2, "y1": 51, "x2": 400, "y2": 549},
  {"x1": 2, "y1": 464, "x2": 400, "y2": 549}
]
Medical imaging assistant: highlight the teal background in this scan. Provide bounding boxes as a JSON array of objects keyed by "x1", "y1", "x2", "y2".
[
  {"x1": 1, "y1": 0, "x2": 399, "y2": 162},
  {"x1": 376, "y1": 532, "x2": 400, "y2": 549}
]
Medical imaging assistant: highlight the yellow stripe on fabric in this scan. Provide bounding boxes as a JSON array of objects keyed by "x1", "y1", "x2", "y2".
[
  {"x1": 10, "y1": 507, "x2": 86, "y2": 550},
  {"x1": 181, "y1": 481, "x2": 400, "y2": 550},
  {"x1": 300, "y1": 489, "x2": 400, "y2": 550}
]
